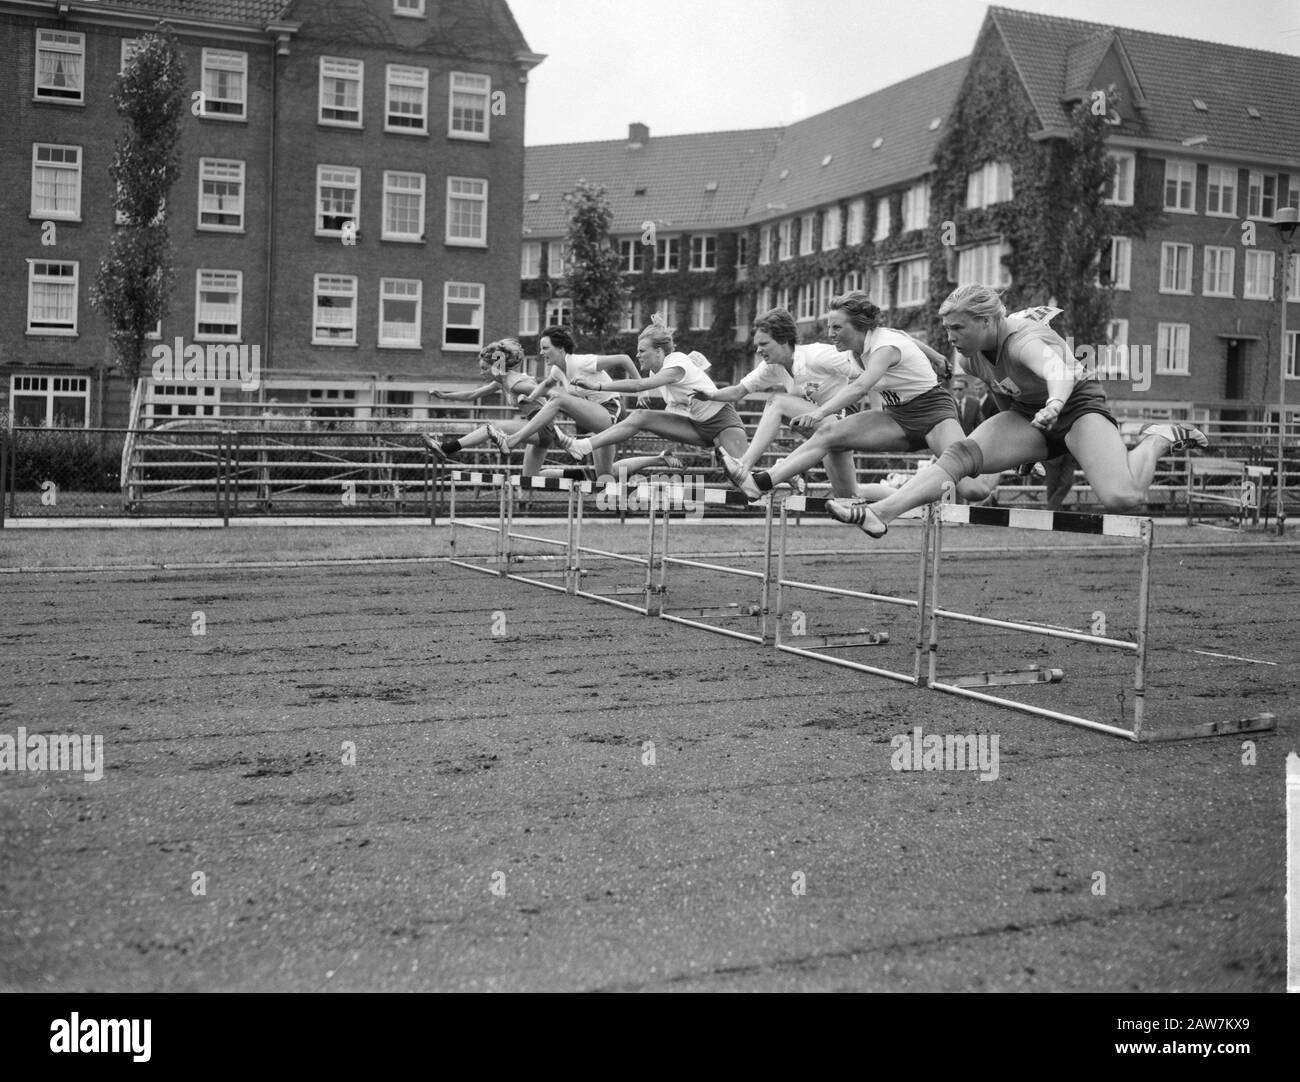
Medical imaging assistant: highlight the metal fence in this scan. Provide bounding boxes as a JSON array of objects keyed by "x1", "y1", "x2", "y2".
[{"x1": 2, "y1": 411, "x2": 1297, "y2": 523}]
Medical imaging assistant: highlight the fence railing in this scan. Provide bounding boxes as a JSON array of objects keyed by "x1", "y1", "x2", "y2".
[{"x1": 2, "y1": 413, "x2": 1298, "y2": 523}]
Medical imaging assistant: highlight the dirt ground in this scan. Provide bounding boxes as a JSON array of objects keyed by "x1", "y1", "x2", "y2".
[{"x1": 0, "y1": 516, "x2": 1295, "y2": 993}]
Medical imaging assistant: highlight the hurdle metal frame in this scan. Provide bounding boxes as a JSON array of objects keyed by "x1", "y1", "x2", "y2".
[
  {"x1": 922, "y1": 503, "x2": 1276, "y2": 742},
  {"x1": 443, "y1": 472, "x2": 1278, "y2": 744},
  {"x1": 772, "y1": 494, "x2": 929, "y2": 684}
]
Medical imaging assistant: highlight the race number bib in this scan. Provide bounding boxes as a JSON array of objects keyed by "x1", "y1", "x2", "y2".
[{"x1": 880, "y1": 389, "x2": 902, "y2": 407}]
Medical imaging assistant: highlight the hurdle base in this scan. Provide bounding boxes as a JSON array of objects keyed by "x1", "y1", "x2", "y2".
[
  {"x1": 677, "y1": 603, "x2": 762, "y2": 619},
  {"x1": 947, "y1": 666, "x2": 1064, "y2": 688},
  {"x1": 1135, "y1": 712, "x2": 1277, "y2": 742},
  {"x1": 783, "y1": 630, "x2": 889, "y2": 648}
]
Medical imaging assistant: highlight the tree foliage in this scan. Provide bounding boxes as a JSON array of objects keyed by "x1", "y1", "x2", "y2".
[
  {"x1": 89, "y1": 26, "x2": 187, "y2": 382},
  {"x1": 562, "y1": 180, "x2": 625, "y2": 348}
]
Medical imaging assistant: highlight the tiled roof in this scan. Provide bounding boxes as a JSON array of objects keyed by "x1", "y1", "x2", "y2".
[
  {"x1": 90, "y1": 0, "x2": 291, "y2": 25},
  {"x1": 742, "y1": 57, "x2": 969, "y2": 223},
  {"x1": 523, "y1": 127, "x2": 784, "y2": 237},
  {"x1": 990, "y1": 5, "x2": 1300, "y2": 162}
]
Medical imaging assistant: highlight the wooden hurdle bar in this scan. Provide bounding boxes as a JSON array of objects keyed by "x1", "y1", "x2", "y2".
[{"x1": 922, "y1": 502, "x2": 1277, "y2": 742}]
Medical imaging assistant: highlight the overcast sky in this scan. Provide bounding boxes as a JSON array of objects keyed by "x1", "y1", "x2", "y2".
[{"x1": 508, "y1": 0, "x2": 1300, "y2": 146}]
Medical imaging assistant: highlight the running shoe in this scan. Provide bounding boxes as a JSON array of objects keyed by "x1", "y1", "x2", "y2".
[
  {"x1": 550, "y1": 426, "x2": 587, "y2": 460},
  {"x1": 422, "y1": 432, "x2": 451, "y2": 462},
  {"x1": 719, "y1": 449, "x2": 762, "y2": 501},
  {"x1": 485, "y1": 424, "x2": 513, "y2": 457},
  {"x1": 826, "y1": 498, "x2": 888, "y2": 538},
  {"x1": 786, "y1": 473, "x2": 807, "y2": 496},
  {"x1": 1138, "y1": 423, "x2": 1208, "y2": 453},
  {"x1": 1015, "y1": 461, "x2": 1047, "y2": 478}
]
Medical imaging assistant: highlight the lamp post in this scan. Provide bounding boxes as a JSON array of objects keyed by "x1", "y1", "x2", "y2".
[{"x1": 1273, "y1": 207, "x2": 1298, "y2": 535}]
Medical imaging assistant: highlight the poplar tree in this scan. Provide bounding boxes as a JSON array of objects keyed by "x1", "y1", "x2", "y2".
[{"x1": 562, "y1": 180, "x2": 625, "y2": 348}]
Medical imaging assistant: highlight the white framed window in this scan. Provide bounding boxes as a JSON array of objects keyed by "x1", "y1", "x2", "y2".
[
  {"x1": 655, "y1": 236, "x2": 680, "y2": 273},
  {"x1": 966, "y1": 161, "x2": 1012, "y2": 209},
  {"x1": 313, "y1": 275, "x2": 357, "y2": 345},
  {"x1": 757, "y1": 286, "x2": 772, "y2": 313},
  {"x1": 690, "y1": 234, "x2": 717, "y2": 271},
  {"x1": 198, "y1": 158, "x2": 245, "y2": 231},
  {"x1": 200, "y1": 49, "x2": 247, "y2": 119},
  {"x1": 821, "y1": 205, "x2": 841, "y2": 251},
  {"x1": 799, "y1": 213, "x2": 815, "y2": 256},
  {"x1": 545, "y1": 297, "x2": 571, "y2": 328},
  {"x1": 651, "y1": 297, "x2": 674, "y2": 324},
  {"x1": 1243, "y1": 249, "x2": 1274, "y2": 300},
  {"x1": 519, "y1": 298, "x2": 539, "y2": 336},
  {"x1": 316, "y1": 165, "x2": 359, "y2": 236},
  {"x1": 26, "y1": 260, "x2": 78, "y2": 335},
  {"x1": 774, "y1": 286, "x2": 790, "y2": 312},
  {"x1": 758, "y1": 225, "x2": 772, "y2": 266},
  {"x1": 394, "y1": 0, "x2": 425, "y2": 15},
  {"x1": 843, "y1": 269, "x2": 864, "y2": 296},
  {"x1": 1105, "y1": 152, "x2": 1134, "y2": 206},
  {"x1": 817, "y1": 275, "x2": 835, "y2": 316},
  {"x1": 1098, "y1": 319, "x2": 1130, "y2": 380},
  {"x1": 897, "y1": 257, "x2": 929, "y2": 307},
  {"x1": 796, "y1": 284, "x2": 816, "y2": 322},
  {"x1": 120, "y1": 38, "x2": 143, "y2": 74},
  {"x1": 1108, "y1": 236, "x2": 1131, "y2": 290},
  {"x1": 619, "y1": 296, "x2": 641, "y2": 334},
  {"x1": 691, "y1": 296, "x2": 714, "y2": 330},
  {"x1": 867, "y1": 266, "x2": 888, "y2": 309},
  {"x1": 449, "y1": 72, "x2": 490, "y2": 140},
  {"x1": 385, "y1": 65, "x2": 428, "y2": 133},
  {"x1": 735, "y1": 233, "x2": 748, "y2": 269},
  {"x1": 547, "y1": 240, "x2": 568, "y2": 277},
  {"x1": 1202, "y1": 246, "x2": 1235, "y2": 297},
  {"x1": 320, "y1": 57, "x2": 363, "y2": 127},
  {"x1": 1163, "y1": 160, "x2": 1196, "y2": 212},
  {"x1": 382, "y1": 171, "x2": 425, "y2": 241},
  {"x1": 195, "y1": 270, "x2": 242, "y2": 341},
  {"x1": 873, "y1": 196, "x2": 891, "y2": 242},
  {"x1": 1247, "y1": 171, "x2": 1279, "y2": 220},
  {"x1": 1206, "y1": 166, "x2": 1237, "y2": 217},
  {"x1": 956, "y1": 242, "x2": 1010, "y2": 288},
  {"x1": 1288, "y1": 179, "x2": 1300, "y2": 213},
  {"x1": 30, "y1": 144, "x2": 81, "y2": 220},
  {"x1": 443, "y1": 282, "x2": 484, "y2": 350},
  {"x1": 9, "y1": 374, "x2": 90, "y2": 427},
  {"x1": 521, "y1": 241, "x2": 541, "y2": 279},
  {"x1": 35, "y1": 29, "x2": 84, "y2": 103},
  {"x1": 901, "y1": 181, "x2": 930, "y2": 232},
  {"x1": 446, "y1": 177, "x2": 487, "y2": 246},
  {"x1": 733, "y1": 296, "x2": 748, "y2": 342},
  {"x1": 846, "y1": 199, "x2": 865, "y2": 245},
  {"x1": 777, "y1": 219, "x2": 792, "y2": 261},
  {"x1": 1287, "y1": 331, "x2": 1300, "y2": 380},
  {"x1": 379, "y1": 278, "x2": 421, "y2": 347},
  {"x1": 1289, "y1": 253, "x2": 1300, "y2": 303},
  {"x1": 618, "y1": 238, "x2": 641, "y2": 273},
  {"x1": 1156, "y1": 323, "x2": 1190, "y2": 375},
  {"x1": 1159, "y1": 242, "x2": 1193, "y2": 293}
]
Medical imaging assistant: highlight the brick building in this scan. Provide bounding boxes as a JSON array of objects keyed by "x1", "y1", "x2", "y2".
[
  {"x1": 0, "y1": 0, "x2": 540, "y2": 427},
  {"x1": 523, "y1": 6, "x2": 1300, "y2": 428}
]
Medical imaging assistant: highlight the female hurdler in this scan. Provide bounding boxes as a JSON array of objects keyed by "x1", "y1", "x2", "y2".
[
  {"x1": 548, "y1": 316, "x2": 750, "y2": 466},
  {"x1": 825, "y1": 284, "x2": 1207, "y2": 537},
  {"x1": 720, "y1": 291, "x2": 1002, "y2": 503}
]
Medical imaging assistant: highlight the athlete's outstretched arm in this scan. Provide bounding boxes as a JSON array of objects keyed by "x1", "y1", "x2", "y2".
[{"x1": 790, "y1": 346, "x2": 899, "y2": 429}]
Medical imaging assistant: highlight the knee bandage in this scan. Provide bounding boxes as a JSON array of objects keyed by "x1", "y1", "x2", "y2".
[{"x1": 935, "y1": 439, "x2": 984, "y2": 483}]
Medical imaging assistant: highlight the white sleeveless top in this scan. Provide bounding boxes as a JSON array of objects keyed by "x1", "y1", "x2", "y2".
[{"x1": 859, "y1": 327, "x2": 939, "y2": 407}]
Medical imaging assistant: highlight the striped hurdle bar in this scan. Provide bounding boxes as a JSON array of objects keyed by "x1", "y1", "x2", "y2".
[
  {"x1": 923, "y1": 503, "x2": 1277, "y2": 742},
  {"x1": 772, "y1": 494, "x2": 928, "y2": 683}
]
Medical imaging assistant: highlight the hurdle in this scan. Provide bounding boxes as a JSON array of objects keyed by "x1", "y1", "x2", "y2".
[
  {"x1": 771, "y1": 494, "x2": 928, "y2": 683},
  {"x1": 921, "y1": 503, "x2": 1277, "y2": 742}
]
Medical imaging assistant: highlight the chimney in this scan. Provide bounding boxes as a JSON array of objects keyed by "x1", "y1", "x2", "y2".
[{"x1": 628, "y1": 122, "x2": 649, "y2": 148}]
